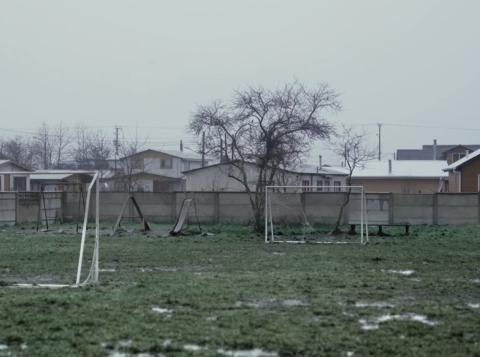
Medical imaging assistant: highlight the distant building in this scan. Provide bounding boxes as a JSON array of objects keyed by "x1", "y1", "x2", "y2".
[
  {"x1": 351, "y1": 160, "x2": 448, "y2": 193},
  {"x1": 443, "y1": 149, "x2": 480, "y2": 192},
  {"x1": 397, "y1": 142, "x2": 480, "y2": 161},
  {"x1": 103, "y1": 149, "x2": 208, "y2": 192},
  {"x1": 0, "y1": 160, "x2": 31, "y2": 192},
  {"x1": 183, "y1": 162, "x2": 348, "y2": 192},
  {"x1": 29, "y1": 170, "x2": 94, "y2": 192}
]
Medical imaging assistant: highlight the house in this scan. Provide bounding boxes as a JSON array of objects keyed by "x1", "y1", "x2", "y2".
[
  {"x1": 29, "y1": 170, "x2": 94, "y2": 192},
  {"x1": 182, "y1": 162, "x2": 348, "y2": 192},
  {"x1": 103, "y1": 149, "x2": 208, "y2": 192},
  {"x1": 397, "y1": 141, "x2": 480, "y2": 161},
  {"x1": 351, "y1": 160, "x2": 448, "y2": 193},
  {"x1": 0, "y1": 160, "x2": 31, "y2": 192},
  {"x1": 443, "y1": 148, "x2": 480, "y2": 192}
]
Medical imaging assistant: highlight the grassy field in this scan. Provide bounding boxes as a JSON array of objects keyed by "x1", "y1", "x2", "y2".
[{"x1": 0, "y1": 224, "x2": 480, "y2": 356}]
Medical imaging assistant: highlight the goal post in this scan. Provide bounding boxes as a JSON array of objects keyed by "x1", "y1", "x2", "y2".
[
  {"x1": 264, "y1": 185, "x2": 369, "y2": 244},
  {"x1": 1, "y1": 170, "x2": 100, "y2": 287}
]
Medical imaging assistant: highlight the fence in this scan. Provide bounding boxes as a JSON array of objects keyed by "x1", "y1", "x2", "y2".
[{"x1": 1, "y1": 191, "x2": 479, "y2": 226}]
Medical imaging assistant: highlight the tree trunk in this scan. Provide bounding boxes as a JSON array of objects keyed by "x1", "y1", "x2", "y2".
[{"x1": 331, "y1": 187, "x2": 352, "y2": 235}]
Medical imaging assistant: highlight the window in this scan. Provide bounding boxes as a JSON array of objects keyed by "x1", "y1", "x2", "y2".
[
  {"x1": 334, "y1": 181, "x2": 341, "y2": 192},
  {"x1": 13, "y1": 176, "x2": 27, "y2": 191},
  {"x1": 161, "y1": 158, "x2": 173, "y2": 169},
  {"x1": 316, "y1": 180, "x2": 323, "y2": 192},
  {"x1": 324, "y1": 180, "x2": 331, "y2": 192},
  {"x1": 452, "y1": 152, "x2": 466, "y2": 162},
  {"x1": 302, "y1": 180, "x2": 310, "y2": 192}
]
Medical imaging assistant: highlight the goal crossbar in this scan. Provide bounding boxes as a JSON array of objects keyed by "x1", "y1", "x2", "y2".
[{"x1": 264, "y1": 185, "x2": 369, "y2": 244}]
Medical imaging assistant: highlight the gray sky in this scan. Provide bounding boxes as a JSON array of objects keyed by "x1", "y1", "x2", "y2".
[{"x1": 1, "y1": 1, "x2": 480, "y2": 164}]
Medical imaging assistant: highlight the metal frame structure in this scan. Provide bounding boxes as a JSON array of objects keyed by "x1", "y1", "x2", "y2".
[
  {"x1": 0, "y1": 170, "x2": 100, "y2": 287},
  {"x1": 264, "y1": 185, "x2": 369, "y2": 245}
]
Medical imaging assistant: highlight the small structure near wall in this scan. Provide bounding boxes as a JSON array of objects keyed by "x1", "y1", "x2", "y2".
[
  {"x1": 29, "y1": 170, "x2": 94, "y2": 192},
  {"x1": 443, "y1": 148, "x2": 480, "y2": 193},
  {"x1": 182, "y1": 161, "x2": 348, "y2": 192},
  {"x1": 0, "y1": 160, "x2": 32, "y2": 192},
  {"x1": 351, "y1": 160, "x2": 448, "y2": 194}
]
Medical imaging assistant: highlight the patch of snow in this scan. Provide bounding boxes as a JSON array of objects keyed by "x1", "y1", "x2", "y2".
[
  {"x1": 99, "y1": 268, "x2": 116, "y2": 272},
  {"x1": 20, "y1": 343, "x2": 28, "y2": 350},
  {"x1": 0, "y1": 344, "x2": 7, "y2": 350},
  {"x1": 217, "y1": 348, "x2": 278, "y2": 357},
  {"x1": 359, "y1": 313, "x2": 438, "y2": 330},
  {"x1": 471, "y1": 279, "x2": 480, "y2": 284},
  {"x1": 467, "y1": 303, "x2": 480, "y2": 309},
  {"x1": 272, "y1": 252, "x2": 285, "y2": 256},
  {"x1": 183, "y1": 344, "x2": 203, "y2": 352},
  {"x1": 347, "y1": 352, "x2": 354, "y2": 357},
  {"x1": 384, "y1": 269, "x2": 415, "y2": 276},
  {"x1": 355, "y1": 301, "x2": 395, "y2": 308},
  {"x1": 409, "y1": 278, "x2": 422, "y2": 282},
  {"x1": 206, "y1": 316, "x2": 218, "y2": 321}
]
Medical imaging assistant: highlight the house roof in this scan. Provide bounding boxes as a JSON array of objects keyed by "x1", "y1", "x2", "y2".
[
  {"x1": 102, "y1": 171, "x2": 182, "y2": 181},
  {"x1": 30, "y1": 170, "x2": 94, "y2": 181},
  {"x1": 120, "y1": 149, "x2": 204, "y2": 161},
  {"x1": 0, "y1": 160, "x2": 32, "y2": 172},
  {"x1": 353, "y1": 160, "x2": 448, "y2": 179},
  {"x1": 183, "y1": 161, "x2": 348, "y2": 176},
  {"x1": 397, "y1": 144, "x2": 480, "y2": 160},
  {"x1": 443, "y1": 148, "x2": 480, "y2": 171}
]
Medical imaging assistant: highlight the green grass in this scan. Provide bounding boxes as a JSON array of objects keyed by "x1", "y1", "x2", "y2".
[{"x1": 0, "y1": 224, "x2": 480, "y2": 356}]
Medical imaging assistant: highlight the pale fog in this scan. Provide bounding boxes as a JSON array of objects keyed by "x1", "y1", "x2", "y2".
[{"x1": 1, "y1": 1, "x2": 479, "y2": 164}]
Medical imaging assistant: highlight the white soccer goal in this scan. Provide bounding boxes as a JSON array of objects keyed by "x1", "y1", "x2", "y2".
[
  {"x1": 3, "y1": 170, "x2": 100, "y2": 287},
  {"x1": 264, "y1": 185, "x2": 369, "y2": 244}
]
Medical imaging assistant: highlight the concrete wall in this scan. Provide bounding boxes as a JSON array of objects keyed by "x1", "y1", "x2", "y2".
[{"x1": 2, "y1": 191, "x2": 480, "y2": 226}]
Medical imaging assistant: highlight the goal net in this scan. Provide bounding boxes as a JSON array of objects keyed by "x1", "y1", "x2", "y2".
[
  {"x1": 265, "y1": 185, "x2": 369, "y2": 244},
  {"x1": 0, "y1": 170, "x2": 100, "y2": 287}
]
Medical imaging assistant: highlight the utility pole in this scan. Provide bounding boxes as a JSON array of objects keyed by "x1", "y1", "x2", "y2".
[
  {"x1": 201, "y1": 131, "x2": 205, "y2": 167},
  {"x1": 114, "y1": 126, "x2": 120, "y2": 172},
  {"x1": 377, "y1": 123, "x2": 382, "y2": 161}
]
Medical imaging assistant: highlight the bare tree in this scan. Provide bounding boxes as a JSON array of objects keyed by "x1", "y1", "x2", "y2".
[
  {"x1": 52, "y1": 123, "x2": 71, "y2": 168},
  {"x1": 116, "y1": 132, "x2": 148, "y2": 192},
  {"x1": 330, "y1": 125, "x2": 375, "y2": 234},
  {"x1": 72, "y1": 124, "x2": 112, "y2": 169},
  {"x1": 190, "y1": 81, "x2": 340, "y2": 232},
  {"x1": 0, "y1": 136, "x2": 36, "y2": 169},
  {"x1": 33, "y1": 122, "x2": 54, "y2": 169}
]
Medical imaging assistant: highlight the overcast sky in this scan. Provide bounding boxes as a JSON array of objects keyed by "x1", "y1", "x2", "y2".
[{"x1": 1, "y1": 1, "x2": 479, "y2": 164}]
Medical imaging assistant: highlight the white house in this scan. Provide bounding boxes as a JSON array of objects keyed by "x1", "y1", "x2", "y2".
[
  {"x1": 104, "y1": 149, "x2": 209, "y2": 192},
  {"x1": 183, "y1": 162, "x2": 348, "y2": 192},
  {"x1": 0, "y1": 160, "x2": 31, "y2": 192}
]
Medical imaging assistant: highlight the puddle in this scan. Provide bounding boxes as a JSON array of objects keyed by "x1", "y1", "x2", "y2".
[
  {"x1": 359, "y1": 313, "x2": 438, "y2": 330},
  {"x1": 140, "y1": 267, "x2": 178, "y2": 273},
  {"x1": 217, "y1": 348, "x2": 278, "y2": 357},
  {"x1": 235, "y1": 299, "x2": 308, "y2": 309},
  {"x1": 384, "y1": 269, "x2": 415, "y2": 276},
  {"x1": 467, "y1": 303, "x2": 480, "y2": 309},
  {"x1": 355, "y1": 301, "x2": 395, "y2": 308},
  {"x1": 151, "y1": 306, "x2": 173, "y2": 316},
  {"x1": 183, "y1": 344, "x2": 204, "y2": 352}
]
